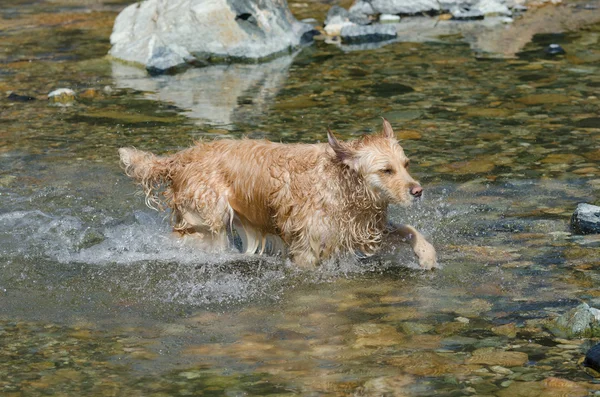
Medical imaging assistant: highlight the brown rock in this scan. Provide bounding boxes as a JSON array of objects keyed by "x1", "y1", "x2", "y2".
[
  {"x1": 466, "y1": 348, "x2": 528, "y2": 367},
  {"x1": 492, "y1": 323, "x2": 518, "y2": 338}
]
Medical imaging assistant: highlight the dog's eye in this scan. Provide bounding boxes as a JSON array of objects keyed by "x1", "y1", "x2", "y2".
[
  {"x1": 404, "y1": 160, "x2": 410, "y2": 169},
  {"x1": 380, "y1": 168, "x2": 394, "y2": 175}
]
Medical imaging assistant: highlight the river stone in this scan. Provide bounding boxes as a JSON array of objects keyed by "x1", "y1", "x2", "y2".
[
  {"x1": 571, "y1": 203, "x2": 600, "y2": 235},
  {"x1": 48, "y1": 88, "x2": 76, "y2": 104},
  {"x1": 583, "y1": 342, "x2": 600, "y2": 374},
  {"x1": 349, "y1": 0, "x2": 511, "y2": 17},
  {"x1": 350, "y1": 0, "x2": 441, "y2": 15},
  {"x1": 550, "y1": 303, "x2": 600, "y2": 338},
  {"x1": 109, "y1": 0, "x2": 314, "y2": 74},
  {"x1": 466, "y1": 347, "x2": 528, "y2": 367}
]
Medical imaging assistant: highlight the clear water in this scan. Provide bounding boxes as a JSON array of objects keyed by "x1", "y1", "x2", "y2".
[{"x1": 1, "y1": 0, "x2": 600, "y2": 395}]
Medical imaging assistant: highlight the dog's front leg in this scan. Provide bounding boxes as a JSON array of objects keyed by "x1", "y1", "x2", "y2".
[{"x1": 385, "y1": 222, "x2": 438, "y2": 269}]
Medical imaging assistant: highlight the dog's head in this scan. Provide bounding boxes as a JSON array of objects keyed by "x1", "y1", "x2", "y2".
[{"x1": 328, "y1": 118, "x2": 423, "y2": 206}]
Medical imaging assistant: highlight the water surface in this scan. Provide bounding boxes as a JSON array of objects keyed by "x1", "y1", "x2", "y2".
[{"x1": 1, "y1": 0, "x2": 600, "y2": 395}]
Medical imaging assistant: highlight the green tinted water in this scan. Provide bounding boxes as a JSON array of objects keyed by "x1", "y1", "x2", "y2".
[{"x1": 1, "y1": 0, "x2": 600, "y2": 395}]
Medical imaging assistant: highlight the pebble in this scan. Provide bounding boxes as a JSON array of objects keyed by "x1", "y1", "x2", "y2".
[
  {"x1": 48, "y1": 88, "x2": 76, "y2": 104},
  {"x1": 7, "y1": 92, "x2": 36, "y2": 101},
  {"x1": 545, "y1": 43, "x2": 566, "y2": 55}
]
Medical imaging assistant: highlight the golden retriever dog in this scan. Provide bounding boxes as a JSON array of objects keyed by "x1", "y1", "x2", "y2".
[{"x1": 119, "y1": 119, "x2": 437, "y2": 269}]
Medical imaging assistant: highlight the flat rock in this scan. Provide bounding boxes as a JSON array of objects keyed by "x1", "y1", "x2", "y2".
[
  {"x1": 109, "y1": 0, "x2": 314, "y2": 74},
  {"x1": 571, "y1": 203, "x2": 600, "y2": 235},
  {"x1": 466, "y1": 347, "x2": 528, "y2": 367},
  {"x1": 349, "y1": 0, "x2": 511, "y2": 17}
]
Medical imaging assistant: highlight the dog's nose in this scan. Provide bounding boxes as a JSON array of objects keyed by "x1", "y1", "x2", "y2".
[{"x1": 410, "y1": 186, "x2": 423, "y2": 198}]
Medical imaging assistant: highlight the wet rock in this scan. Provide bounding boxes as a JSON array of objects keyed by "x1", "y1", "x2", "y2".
[
  {"x1": 550, "y1": 303, "x2": 600, "y2": 338},
  {"x1": 349, "y1": 0, "x2": 510, "y2": 17},
  {"x1": 360, "y1": 374, "x2": 415, "y2": 395},
  {"x1": 79, "y1": 88, "x2": 100, "y2": 99},
  {"x1": 497, "y1": 377, "x2": 589, "y2": 397},
  {"x1": 492, "y1": 323, "x2": 518, "y2": 338},
  {"x1": 451, "y1": 7, "x2": 485, "y2": 20},
  {"x1": 352, "y1": 323, "x2": 405, "y2": 348},
  {"x1": 7, "y1": 92, "x2": 36, "y2": 101},
  {"x1": 324, "y1": 5, "x2": 370, "y2": 36},
  {"x1": 583, "y1": 342, "x2": 600, "y2": 374},
  {"x1": 466, "y1": 347, "x2": 528, "y2": 367},
  {"x1": 571, "y1": 203, "x2": 600, "y2": 235},
  {"x1": 545, "y1": 43, "x2": 566, "y2": 55},
  {"x1": 324, "y1": 6, "x2": 355, "y2": 36},
  {"x1": 340, "y1": 24, "x2": 398, "y2": 44},
  {"x1": 388, "y1": 351, "x2": 468, "y2": 376},
  {"x1": 109, "y1": 0, "x2": 314, "y2": 74},
  {"x1": 48, "y1": 88, "x2": 76, "y2": 105},
  {"x1": 350, "y1": 0, "x2": 440, "y2": 16}
]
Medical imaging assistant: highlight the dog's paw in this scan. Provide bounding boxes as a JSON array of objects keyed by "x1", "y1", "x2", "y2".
[{"x1": 415, "y1": 241, "x2": 438, "y2": 270}]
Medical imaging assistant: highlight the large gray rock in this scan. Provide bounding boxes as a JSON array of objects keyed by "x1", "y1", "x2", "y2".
[
  {"x1": 572, "y1": 203, "x2": 600, "y2": 235},
  {"x1": 349, "y1": 0, "x2": 511, "y2": 17},
  {"x1": 109, "y1": 0, "x2": 314, "y2": 74}
]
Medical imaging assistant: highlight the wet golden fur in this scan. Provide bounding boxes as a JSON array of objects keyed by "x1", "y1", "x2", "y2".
[{"x1": 119, "y1": 119, "x2": 437, "y2": 269}]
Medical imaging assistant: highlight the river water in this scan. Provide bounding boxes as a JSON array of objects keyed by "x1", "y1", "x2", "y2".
[{"x1": 1, "y1": 0, "x2": 600, "y2": 395}]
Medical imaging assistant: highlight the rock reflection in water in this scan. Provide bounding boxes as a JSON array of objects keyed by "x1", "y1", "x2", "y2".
[{"x1": 111, "y1": 55, "x2": 295, "y2": 126}]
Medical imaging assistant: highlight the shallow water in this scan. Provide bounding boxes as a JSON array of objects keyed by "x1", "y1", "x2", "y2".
[{"x1": 1, "y1": 0, "x2": 600, "y2": 395}]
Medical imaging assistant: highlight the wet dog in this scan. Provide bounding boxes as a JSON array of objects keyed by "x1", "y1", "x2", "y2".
[{"x1": 119, "y1": 119, "x2": 437, "y2": 269}]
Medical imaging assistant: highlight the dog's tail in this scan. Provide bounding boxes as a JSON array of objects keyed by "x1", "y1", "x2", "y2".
[{"x1": 119, "y1": 147, "x2": 173, "y2": 210}]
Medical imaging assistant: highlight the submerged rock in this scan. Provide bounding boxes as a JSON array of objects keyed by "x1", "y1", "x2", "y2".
[
  {"x1": 545, "y1": 43, "x2": 566, "y2": 55},
  {"x1": 7, "y1": 92, "x2": 36, "y2": 102},
  {"x1": 340, "y1": 24, "x2": 398, "y2": 44},
  {"x1": 550, "y1": 303, "x2": 600, "y2": 338},
  {"x1": 48, "y1": 88, "x2": 76, "y2": 105},
  {"x1": 571, "y1": 203, "x2": 600, "y2": 235},
  {"x1": 109, "y1": 0, "x2": 314, "y2": 74}
]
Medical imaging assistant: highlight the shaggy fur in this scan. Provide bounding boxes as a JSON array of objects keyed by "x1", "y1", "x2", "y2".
[{"x1": 119, "y1": 119, "x2": 437, "y2": 269}]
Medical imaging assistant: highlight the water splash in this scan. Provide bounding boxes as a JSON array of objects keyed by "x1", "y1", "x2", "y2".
[{"x1": 0, "y1": 183, "x2": 464, "y2": 310}]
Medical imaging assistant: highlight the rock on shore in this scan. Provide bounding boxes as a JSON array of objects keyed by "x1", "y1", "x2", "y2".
[{"x1": 109, "y1": 0, "x2": 315, "y2": 74}]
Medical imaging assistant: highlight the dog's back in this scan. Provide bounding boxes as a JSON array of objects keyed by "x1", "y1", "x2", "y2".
[{"x1": 119, "y1": 120, "x2": 437, "y2": 268}]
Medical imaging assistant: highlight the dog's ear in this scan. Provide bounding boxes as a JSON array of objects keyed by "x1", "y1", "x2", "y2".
[
  {"x1": 381, "y1": 117, "x2": 396, "y2": 139},
  {"x1": 327, "y1": 128, "x2": 354, "y2": 162}
]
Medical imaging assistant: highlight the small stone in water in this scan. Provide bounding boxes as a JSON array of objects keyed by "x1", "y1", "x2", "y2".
[
  {"x1": 583, "y1": 343, "x2": 600, "y2": 374},
  {"x1": 545, "y1": 44, "x2": 566, "y2": 55},
  {"x1": 48, "y1": 88, "x2": 76, "y2": 104},
  {"x1": 571, "y1": 203, "x2": 600, "y2": 235},
  {"x1": 7, "y1": 92, "x2": 36, "y2": 101}
]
